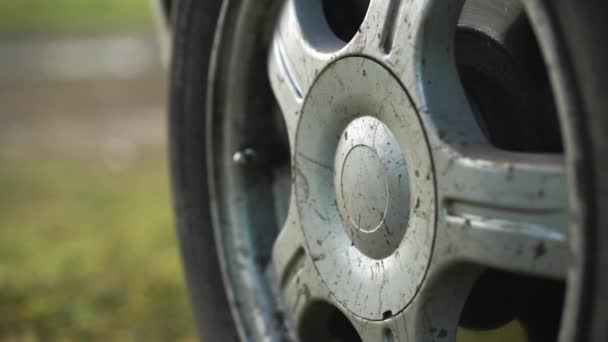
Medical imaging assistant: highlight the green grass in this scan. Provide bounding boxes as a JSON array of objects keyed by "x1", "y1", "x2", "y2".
[
  {"x1": 0, "y1": 150, "x2": 196, "y2": 340},
  {"x1": 0, "y1": 0, "x2": 155, "y2": 35}
]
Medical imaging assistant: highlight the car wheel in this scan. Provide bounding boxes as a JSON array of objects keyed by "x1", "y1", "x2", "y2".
[{"x1": 169, "y1": 0, "x2": 608, "y2": 341}]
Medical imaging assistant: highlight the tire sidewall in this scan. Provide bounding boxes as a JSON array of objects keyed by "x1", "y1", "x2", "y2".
[
  {"x1": 548, "y1": 0, "x2": 608, "y2": 341},
  {"x1": 169, "y1": 0, "x2": 238, "y2": 341}
]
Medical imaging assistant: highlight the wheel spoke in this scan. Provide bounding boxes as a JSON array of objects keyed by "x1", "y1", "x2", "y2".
[
  {"x1": 355, "y1": 0, "x2": 487, "y2": 155},
  {"x1": 347, "y1": 0, "x2": 397, "y2": 54},
  {"x1": 351, "y1": 306, "x2": 449, "y2": 342},
  {"x1": 353, "y1": 0, "x2": 432, "y2": 59},
  {"x1": 436, "y1": 147, "x2": 568, "y2": 279},
  {"x1": 272, "y1": 196, "x2": 306, "y2": 292},
  {"x1": 270, "y1": 194, "x2": 333, "y2": 327},
  {"x1": 275, "y1": 253, "x2": 327, "y2": 328},
  {"x1": 349, "y1": 264, "x2": 479, "y2": 342},
  {"x1": 267, "y1": 0, "x2": 334, "y2": 146}
]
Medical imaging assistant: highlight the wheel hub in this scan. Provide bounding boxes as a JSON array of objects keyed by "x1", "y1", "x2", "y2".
[
  {"x1": 340, "y1": 143, "x2": 388, "y2": 232},
  {"x1": 340, "y1": 144, "x2": 389, "y2": 232},
  {"x1": 335, "y1": 117, "x2": 410, "y2": 259},
  {"x1": 294, "y1": 56, "x2": 436, "y2": 319}
]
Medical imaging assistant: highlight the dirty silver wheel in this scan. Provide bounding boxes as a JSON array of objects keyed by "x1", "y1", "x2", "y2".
[{"x1": 170, "y1": 0, "x2": 608, "y2": 341}]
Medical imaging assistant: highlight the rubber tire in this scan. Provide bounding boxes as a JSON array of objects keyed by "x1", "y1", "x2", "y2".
[
  {"x1": 548, "y1": 1, "x2": 608, "y2": 341},
  {"x1": 168, "y1": 0, "x2": 238, "y2": 341},
  {"x1": 168, "y1": 0, "x2": 608, "y2": 340}
]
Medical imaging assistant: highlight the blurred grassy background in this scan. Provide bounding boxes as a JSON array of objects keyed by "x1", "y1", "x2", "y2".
[
  {"x1": 0, "y1": 1, "x2": 197, "y2": 341},
  {"x1": 0, "y1": 149, "x2": 192, "y2": 340},
  {"x1": 0, "y1": 0, "x2": 153, "y2": 35}
]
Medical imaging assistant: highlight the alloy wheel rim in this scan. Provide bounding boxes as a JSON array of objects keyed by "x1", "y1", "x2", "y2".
[
  {"x1": 206, "y1": 0, "x2": 576, "y2": 340},
  {"x1": 268, "y1": 0, "x2": 567, "y2": 340}
]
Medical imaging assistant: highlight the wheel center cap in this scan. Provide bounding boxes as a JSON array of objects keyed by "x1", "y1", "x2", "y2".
[
  {"x1": 341, "y1": 144, "x2": 388, "y2": 232},
  {"x1": 294, "y1": 57, "x2": 436, "y2": 320},
  {"x1": 335, "y1": 117, "x2": 411, "y2": 259}
]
